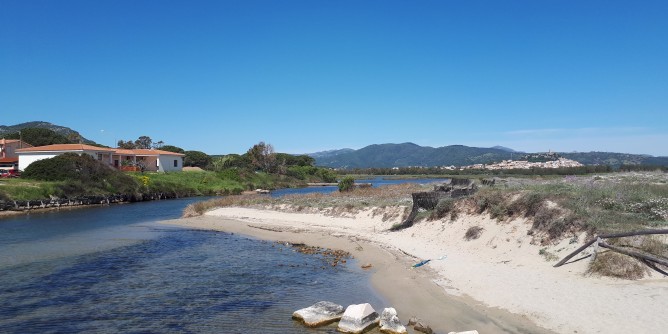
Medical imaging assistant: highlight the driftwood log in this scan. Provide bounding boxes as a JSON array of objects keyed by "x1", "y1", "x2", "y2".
[
  {"x1": 553, "y1": 229, "x2": 668, "y2": 267},
  {"x1": 554, "y1": 229, "x2": 668, "y2": 276},
  {"x1": 598, "y1": 241, "x2": 668, "y2": 268}
]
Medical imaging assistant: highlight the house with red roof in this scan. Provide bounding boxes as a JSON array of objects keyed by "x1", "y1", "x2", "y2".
[
  {"x1": 0, "y1": 138, "x2": 33, "y2": 172},
  {"x1": 16, "y1": 144, "x2": 184, "y2": 172}
]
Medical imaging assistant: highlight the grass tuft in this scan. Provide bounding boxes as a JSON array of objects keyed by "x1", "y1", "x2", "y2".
[{"x1": 464, "y1": 226, "x2": 484, "y2": 240}]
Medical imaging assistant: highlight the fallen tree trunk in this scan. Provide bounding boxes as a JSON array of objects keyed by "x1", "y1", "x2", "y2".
[
  {"x1": 598, "y1": 242, "x2": 668, "y2": 268},
  {"x1": 641, "y1": 259, "x2": 668, "y2": 276},
  {"x1": 553, "y1": 229, "x2": 668, "y2": 267}
]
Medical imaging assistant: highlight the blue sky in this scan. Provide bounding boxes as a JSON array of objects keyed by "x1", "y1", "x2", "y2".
[{"x1": 1, "y1": 0, "x2": 667, "y2": 156}]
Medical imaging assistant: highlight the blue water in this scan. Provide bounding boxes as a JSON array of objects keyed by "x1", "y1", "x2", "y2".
[
  {"x1": 0, "y1": 198, "x2": 384, "y2": 333},
  {"x1": 271, "y1": 177, "x2": 448, "y2": 197}
]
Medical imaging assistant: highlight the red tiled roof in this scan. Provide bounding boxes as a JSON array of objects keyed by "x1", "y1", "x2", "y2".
[
  {"x1": 0, "y1": 157, "x2": 19, "y2": 163},
  {"x1": 0, "y1": 139, "x2": 34, "y2": 148},
  {"x1": 113, "y1": 148, "x2": 184, "y2": 156},
  {"x1": 16, "y1": 144, "x2": 115, "y2": 153},
  {"x1": 16, "y1": 144, "x2": 184, "y2": 156}
]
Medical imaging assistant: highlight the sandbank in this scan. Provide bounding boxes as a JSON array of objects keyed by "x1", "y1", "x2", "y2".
[{"x1": 164, "y1": 207, "x2": 667, "y2": 334}]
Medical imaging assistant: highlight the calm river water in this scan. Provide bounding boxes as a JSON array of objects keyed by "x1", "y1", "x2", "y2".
[{"x1": 0, "y1": 179, "x2": 445, "y2": 333}]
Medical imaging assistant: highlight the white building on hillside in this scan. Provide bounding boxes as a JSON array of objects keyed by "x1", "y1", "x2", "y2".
[{"x1": 16, "y1": 144, "x2": 185, "y2": 172}]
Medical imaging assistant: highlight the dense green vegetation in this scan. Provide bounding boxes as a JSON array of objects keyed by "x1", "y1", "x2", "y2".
[
  {"x1": 21, "y1": 153, "x2": 139, "y2": 196},
  {"x1": 561, "y1": 152, "x2": 668, "y2": 167},
  {"x1": 4, "y1": 128, "x2": 77, "y2": 146},
  {"x1": 0, "y1": 142, "x2": 338, "y2": 201},
  {"x1": 0, "y1": 121, "x2": 94, "y2": 145},
  {"x1": 338, "y1": 176, "x2": 355, "y2": 192}
]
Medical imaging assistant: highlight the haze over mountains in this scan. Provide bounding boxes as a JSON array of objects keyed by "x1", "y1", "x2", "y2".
[{"x1": 308, "y1": 143, "x2": 668, "y2": 168}]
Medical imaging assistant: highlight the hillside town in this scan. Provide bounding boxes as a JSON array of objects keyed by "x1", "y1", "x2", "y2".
[
  {"x1": 458, "y1": 157, "x2": 584, "y2": 170},
  {"x1": 439, "y1": 152, "x2": 584, "y2": 171}
]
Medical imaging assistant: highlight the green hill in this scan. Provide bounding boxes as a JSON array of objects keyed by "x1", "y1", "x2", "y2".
[
  {"x1": 0, "y1": 121, "x2": 94, "y2": 144},
  {"x1": 312, "y1": 143, "x2": 514, "y2": 168},
  {"x1": 311, "y1": 143, "x2": 668, "y2": 168}
]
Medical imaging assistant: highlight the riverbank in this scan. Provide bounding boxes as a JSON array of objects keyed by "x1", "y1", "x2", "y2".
[{"x1": 165, "y1": 207, "x2": 668, "y2": 334}]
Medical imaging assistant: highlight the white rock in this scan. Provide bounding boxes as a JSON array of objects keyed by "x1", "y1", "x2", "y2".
[
  {"x1": 379, "y1": 307, "x2": 407, "y2": 334},
  {"x1": 447, "y1": 331, "x2": 479, "y2": 334},
  {"x1": 292, "y1": 301, "x2": 344, "y2": 327},
  {"x1": 337, "y1": 303, "x2": 380, "y2": 333}
]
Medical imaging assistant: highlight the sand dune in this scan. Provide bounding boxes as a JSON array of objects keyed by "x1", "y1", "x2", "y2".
[{"x1": 165, "y1": 207, "x2": 667, "y2": 334}]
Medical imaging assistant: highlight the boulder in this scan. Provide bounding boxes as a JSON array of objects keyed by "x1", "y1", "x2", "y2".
[
  {"x1": 414, "y1": 321, "x2": 433, "y2": 334},
  {"x1": 379, "y1": 307, "x2": 407, "y2": 334},
  {"x1": 447, "y1": 331, "x2": 479, "y2": 334},
  {"x1": 337, "y1": 303, "x2": 380, "y2": 333},
  {"x1": 292, "y1": 301, "x2": 344, "y2": 327}
]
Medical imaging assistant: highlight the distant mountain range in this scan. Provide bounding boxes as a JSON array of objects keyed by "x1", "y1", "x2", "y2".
[
  {"x1": 0, "y1": 121, "x2": 94, "y2": 144},
  {"x1": 308, "y1": 143, "x2": 668, "y2": 168},
  {"x1": 3, "y1": 122, "x2": 667, "y2": 168}
]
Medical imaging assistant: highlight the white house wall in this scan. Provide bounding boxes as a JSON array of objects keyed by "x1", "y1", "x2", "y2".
[
  {"x1": 18, "y1": 153, "x2": 59, "y2": 171},
  {"x1": 19, "y1": 151, "x2": 98, "y2": 171},
  {"x1": 18, "y1": 150, "x2": 184, "y2": 172},
  {"x1": 157, "y1": 155, "x2": 183, "y2": 172}
]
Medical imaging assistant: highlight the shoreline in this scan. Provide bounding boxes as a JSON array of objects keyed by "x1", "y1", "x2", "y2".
[
  {"x1": 164, "y1": 213, "x2": 555, "y2": 333},
  {"x1": 164, "y1": 206, "x2": 668, "y2": 334}
]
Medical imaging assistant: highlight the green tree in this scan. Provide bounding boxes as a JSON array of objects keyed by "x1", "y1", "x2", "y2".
[
  {"x1": 184, "y1": 150, "x2": 212, "y2": 167},
  {"x1": 117, "y1": 140, "x2": 136, "y2": 149},
  {"x1": 275, "y1": 153, "x2": 315, "y2": 167},
  {"x1": 246, "y1": 141, "x2": 277, "y2": 172},
  {"x1": 134, "y1": 136, "x2": 152, "y2": 149},
  {"x1": 338, "y1": 176, "x2": 355, "y2": 192},
  {"x1": 117, "y1": 136, "x2": 153, "y2": 149},
  {"x1": 160, "y1": 145, "x2": 185, "y2": 153},
  {"x1": 6, "y1": 128, "x2": 71, "y2": 146}
]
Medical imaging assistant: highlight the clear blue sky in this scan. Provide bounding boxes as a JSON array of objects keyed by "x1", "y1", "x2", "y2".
[{"x1": 1, "y1": 0, "x2": 667, "y2": 156}]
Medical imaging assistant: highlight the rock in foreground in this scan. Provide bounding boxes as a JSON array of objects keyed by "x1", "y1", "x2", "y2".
[
  {"x1": 292, "y1": 301, "x2": 344, "y2": 327},
  {"x1": 414, "y1": 321, "x2": 433, "y2": 334},
  {"x1": 448, "y1": 331, "x2": 479, "y2": 334},
  {"x1": 337, "y1": 303, "x2": 380, "y2": 333},
  {"x1": 379, "y1": 307, "x2": 407, "y2": 334}
]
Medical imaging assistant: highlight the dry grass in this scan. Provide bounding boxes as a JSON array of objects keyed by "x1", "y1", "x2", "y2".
[
  {"x1": 588, "y1": 251, "x2": 649, "y2": 279},
  {"x1": 588, "y1": 235, "x2": 668, "y2": 279},
  {"x1": 464, "y1": 226, "x2": 484, "y2": 240},
  {"x1": 182, "y1": 183, "x2": 425, "y2": 218}
]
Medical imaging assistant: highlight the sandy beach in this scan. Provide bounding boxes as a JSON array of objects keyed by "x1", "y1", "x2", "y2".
[{"x1": 165, "y1": 207, "x2": 668, "y2": 334}]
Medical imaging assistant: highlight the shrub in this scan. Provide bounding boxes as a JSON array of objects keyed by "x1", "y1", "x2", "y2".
[
  {"x1": 338, "y1": 176, "x2": 355, "y2": 192},
  {"x1": 464, "y1": 226, "x2": 484, "y2": 240},
  {"x1": 432, "y1": 198, "x2": 456, "y2": 220},
  {"x1": 184, "y1": 150, "x2": 212, "y2": 168},
  {"x1": 588, "y1": 236, "x2": 667, "y2": 279},
  {"x1": 473, "y1": 188, "x2": 507, "y2": 217},
  {"x1": 508, "y1": 192, "x2": 545, "y2": 217},
  {"x1": 316, "y1": 168, "x2": 337, "y2": 183},
  {"x1": 538, "y1": 248, "x2": 559, "y2": 261},
  {"x1": 23, "y1": 153, "x2": 140, "y2": 195},
  {"x1": 588, "y1": 251, "x2": 648, "y2": 279},
  {"x1": 217, "y1": 168, "x2": 242, "y2": 182}
]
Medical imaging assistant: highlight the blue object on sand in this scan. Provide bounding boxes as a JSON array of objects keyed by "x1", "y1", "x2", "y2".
[
  {"x1": 411, "y1": 255, "x2": 447, "y2": 268},
  {"x1": 412, "y1": 259, "x2": 431, "y2": 268}
]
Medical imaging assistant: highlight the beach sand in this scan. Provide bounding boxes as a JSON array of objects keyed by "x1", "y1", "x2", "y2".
[{"x1": 164, "y1": 207, "x2": 668, "y2": 334}]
